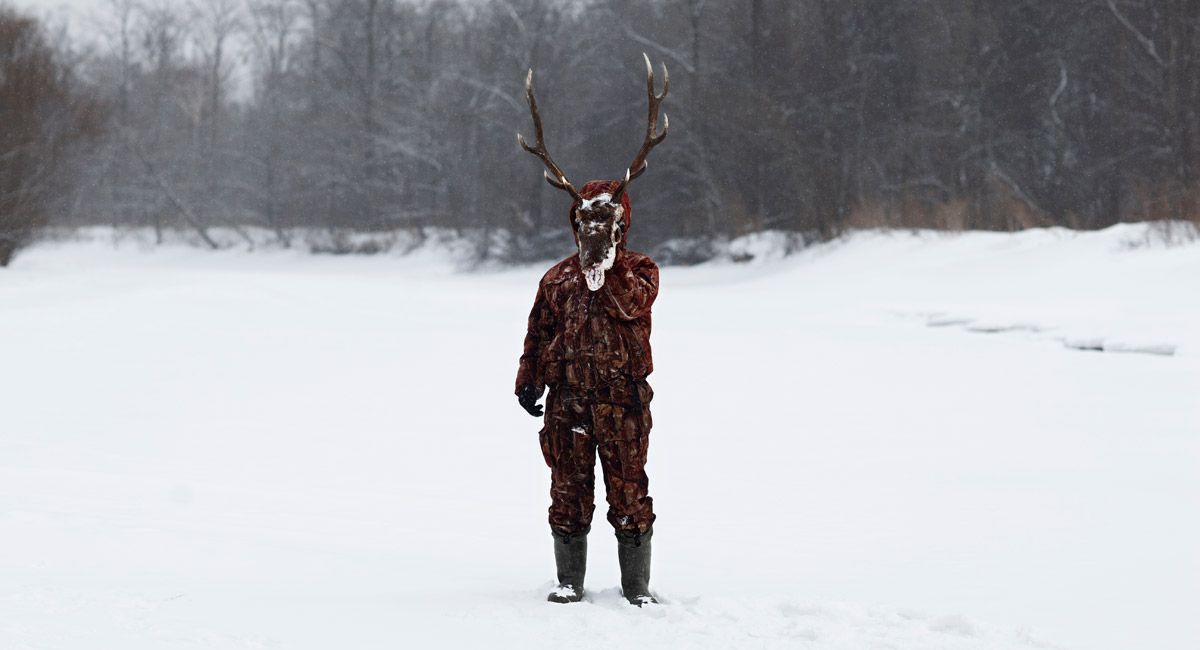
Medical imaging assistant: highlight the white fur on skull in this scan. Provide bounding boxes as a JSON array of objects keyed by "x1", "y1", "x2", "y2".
[{"x1": 574, "y1": 194, "x2": 624, "y2": 291}]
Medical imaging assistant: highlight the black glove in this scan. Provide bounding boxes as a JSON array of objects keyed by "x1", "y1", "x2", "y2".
[{"x1": 517, "y1": 384, "x2": 545, "y2": 417}]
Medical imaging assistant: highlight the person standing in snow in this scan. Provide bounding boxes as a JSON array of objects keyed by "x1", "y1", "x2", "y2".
[{"x1": 514, "y1": 56, "x2": 668, "y2": 606}]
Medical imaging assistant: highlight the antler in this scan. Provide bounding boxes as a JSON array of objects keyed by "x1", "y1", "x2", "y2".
[
  {"x1": 611, "y1": 53, "x2": 669, "y2": 204},
  {"x1": 517, "y1": 69, "x2": 583, "y2": 203}
]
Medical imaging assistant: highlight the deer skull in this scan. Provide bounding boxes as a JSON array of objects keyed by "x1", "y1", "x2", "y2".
[
  {"x1": 574, "y1": 194, "x2": 623, "y2": 291},
  {"x1": 518, "y1": 55, "x2": 668, "y2": 292}
]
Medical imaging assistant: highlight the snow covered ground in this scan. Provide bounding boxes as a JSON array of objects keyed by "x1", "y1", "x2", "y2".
[{"x1": 1, "y1": 224, "x2": 1197, "y2": 650}]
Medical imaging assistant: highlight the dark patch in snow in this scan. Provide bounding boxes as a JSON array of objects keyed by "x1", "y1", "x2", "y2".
[
  {"x1": 1065, "y1": 339, "x2": 1176, "y2": 356},
  {"x1": 909, "y1": 312, "x2": 1179, "y2": 358},
  {"x1": 965, "y1": 323, "x2": 1043, "y2": 334},
  {"x1": 926, "y1": 317, "x2": 975, "y2": 328},
  {"x1": 1063, "y1": 338, "x2": 1105, "y2": 352}
]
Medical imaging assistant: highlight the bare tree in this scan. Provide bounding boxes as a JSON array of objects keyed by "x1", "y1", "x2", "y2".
[
  {"x1": 247, "y1": 0, "x2": 301, "y2": 243},
  {"x1": 0, "y1": 8, "x2": 99, "y2": 265}
]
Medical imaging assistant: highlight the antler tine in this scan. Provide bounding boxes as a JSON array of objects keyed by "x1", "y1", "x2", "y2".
[
  {"x1": 642, "y1": 52, "x2": 669, "y2": 101},
  {"x1": 517, "y1": 68, "x2": 583, "y2": 203},
  {"x1": 612, "y1": 54, "x2": 670, "y2": 203}
]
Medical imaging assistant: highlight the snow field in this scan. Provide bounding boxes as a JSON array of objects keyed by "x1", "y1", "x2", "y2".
[{"x1": 1, "y1": 224, "x2": 1197, "y2": 649}]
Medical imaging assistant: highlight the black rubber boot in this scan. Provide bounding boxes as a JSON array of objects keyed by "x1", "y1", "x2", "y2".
[
  {"x1": 547, "y1": 530, "x2": 587, "y2": 603},
  {"x1": 616, "y1": 527, "x2": 657, "y2": 606}
]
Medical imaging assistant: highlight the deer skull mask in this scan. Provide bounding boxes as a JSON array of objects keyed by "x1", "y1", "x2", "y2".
[
  {"x1": 518, "y1": 54, "x2": 668, "y2": 292},
  {"x1": 574, "y1": 194, "x2": 624, "y2": 290}
]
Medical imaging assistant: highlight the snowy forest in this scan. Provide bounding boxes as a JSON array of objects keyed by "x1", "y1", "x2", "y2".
[{"x1": 3, "y1": 0, "x2": 1200, "y2": 265}]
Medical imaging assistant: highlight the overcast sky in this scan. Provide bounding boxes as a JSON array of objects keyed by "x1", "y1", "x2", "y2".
[
  {"x1": 11, "y1": 0, "x2": 114, "y2": 25},
  {"x1": 11, "y1": 0, "x2": 208, "y2": 45},
  {"x1": 8, "y1": 0, "x2": 259, "y2": 97},
  {"x1": 9, "y1": 0, "x2": 126, "y2": 45}
]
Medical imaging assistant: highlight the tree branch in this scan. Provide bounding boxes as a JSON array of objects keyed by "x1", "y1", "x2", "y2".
[{"x1": 1103, "y1": 0, "x2": 1166, "y2": 68}]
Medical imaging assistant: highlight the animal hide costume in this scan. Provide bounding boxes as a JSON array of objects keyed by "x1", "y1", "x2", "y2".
[
  {"x1": 515, "y1": 181, "x2": 658, "y2": 539},
  {"x1": 515, "y1": 55, "x2": 668, "y2": 606}
]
